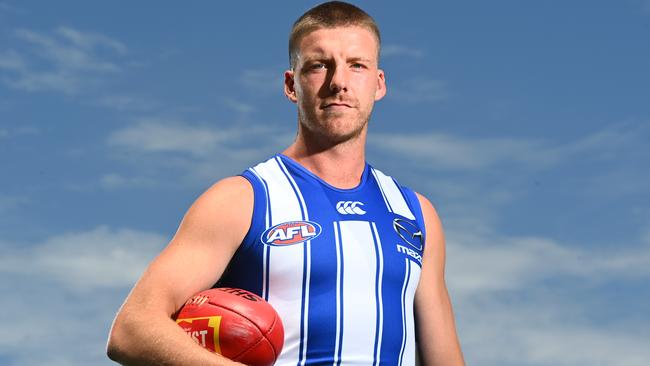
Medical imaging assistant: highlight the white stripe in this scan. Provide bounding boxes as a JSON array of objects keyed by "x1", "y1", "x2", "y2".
[
  {"x1": 371, "y1": 222, "x2": 384, "y2": 366},
  {"x1": 402, "y1": 261, "x2": 421, "y2": 366},
  {"x1": 276, "y1": 157, "x2": 309, "y2": 220},
  {"x1": 251, "y1": 158, "x2": 305, "y2": 365},
  {"x1": 372, "y1": 169, "x2": 415, "y2": 220},
  {"x1": 371, "y1": 168, "x2": 393, "y2": 213},
  {"x1": 276, "y1": 157, "x2": 311, "y2": 366},
  {"x1": 339, "y1": 220, "x2": 378, "y2": 364},
  {"x1": 333, "y1": 222, "x2": 342, "y2": 366},
  {"x1": 398, "y1": 259, "x2": 410, "y2": 366}
]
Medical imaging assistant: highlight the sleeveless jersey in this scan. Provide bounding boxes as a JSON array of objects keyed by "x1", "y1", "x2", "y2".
[{"x1": 217, "y1": 154, "x2": 426, "y2": 366}]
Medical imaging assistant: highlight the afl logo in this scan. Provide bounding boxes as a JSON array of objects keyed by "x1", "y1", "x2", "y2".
[{"x1": 261, "y1": 221, "x2": 322, "y2": 246}]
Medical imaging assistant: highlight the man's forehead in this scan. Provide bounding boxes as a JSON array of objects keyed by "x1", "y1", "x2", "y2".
[
  {"x1": 297, "y1": 26, "x2": 379, "y2": 58},
  {"x1": 300, "y1": 26, "x2": 378, "y2": 44}
]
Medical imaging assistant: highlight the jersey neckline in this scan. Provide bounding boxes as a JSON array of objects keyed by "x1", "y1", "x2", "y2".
[{"x1": 277, "y1": 154, "x2": 370, "y2": 193}]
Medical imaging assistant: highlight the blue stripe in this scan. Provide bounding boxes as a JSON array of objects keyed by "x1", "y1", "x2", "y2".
[
  {"x1": 398, "y1": 259, "x2": 411, "y2": 366},
  {"x1": 335, "y1": 222, "x2": 345, "y2": 366},
  {"x1": 275, "y1": 157, "x2": 311, "y2": 366},
  {"x1": 371, "y1": 222, "x2": 383, "y2": 366},
  {"x1": 250, "y1": 168, "x2": 272, "y2": 301}
]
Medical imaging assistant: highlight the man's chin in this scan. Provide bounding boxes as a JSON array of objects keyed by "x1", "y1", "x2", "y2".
[{"x1": 318, "y1": 125, "x2": 367, "y2": 145}]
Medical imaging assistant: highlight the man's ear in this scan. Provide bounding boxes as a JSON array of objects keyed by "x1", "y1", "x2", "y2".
[
  {"x1": 374, "y1": 69, "x2": 386, "y2": 101},
  {"x1": 284, "y1": 69, "x2": 298, "y2": 103}
]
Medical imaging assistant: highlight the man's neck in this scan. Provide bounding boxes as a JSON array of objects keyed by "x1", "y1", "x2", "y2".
[{"x1": 282, "y1": 128, "x2": 367, "y2": 190}]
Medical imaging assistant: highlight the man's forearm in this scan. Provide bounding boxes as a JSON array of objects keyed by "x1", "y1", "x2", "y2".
[{"x1": 107, "y1": 311, "x2": 243, "y2": 366}]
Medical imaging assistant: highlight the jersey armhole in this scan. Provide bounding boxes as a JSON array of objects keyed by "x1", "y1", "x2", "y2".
[
  {"x1": 239, "y1": 170, "x2": 268, "y2": 251},
  {"x1": 401, "y1": 187, "x2": 427, "y2": 248}
]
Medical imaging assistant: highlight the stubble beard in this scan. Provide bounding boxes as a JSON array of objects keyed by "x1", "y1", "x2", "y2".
[{"x1": 298, "y1": 108, "x2": 370, "y2": 147}]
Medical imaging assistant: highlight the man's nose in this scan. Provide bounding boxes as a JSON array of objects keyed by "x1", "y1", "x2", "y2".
[{"x1": 328, "y1": 65, "x2": 347, "y2": 93}]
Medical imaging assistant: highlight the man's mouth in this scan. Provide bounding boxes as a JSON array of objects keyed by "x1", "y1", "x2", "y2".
[{"x1": 322, "y1": 102, "x2": 353, "y2": 109}]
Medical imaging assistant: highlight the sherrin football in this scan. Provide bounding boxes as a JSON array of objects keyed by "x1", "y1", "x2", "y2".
[{"x1": 175, "y1": 287, "x2": 284, "y2": 366}]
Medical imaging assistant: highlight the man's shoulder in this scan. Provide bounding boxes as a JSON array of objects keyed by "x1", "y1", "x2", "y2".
[{"x1": 194, "y1": 175, "x2": 253, "y2": 213}]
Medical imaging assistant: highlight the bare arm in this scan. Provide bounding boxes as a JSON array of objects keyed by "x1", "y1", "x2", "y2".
[
  {"x1": 106, "y1": 176, "x2": 253, "y2": 365},
  {"x1": 414, "y1": 193, "x2": 465, "y2": 366}
]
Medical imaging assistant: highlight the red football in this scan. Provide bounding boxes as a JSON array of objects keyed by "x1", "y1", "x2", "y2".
[{"x1": 175, "y1": 287, "x2": 284, "y2": 366}]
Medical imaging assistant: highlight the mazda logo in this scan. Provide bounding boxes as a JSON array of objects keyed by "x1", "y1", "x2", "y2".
[{"x1": 392, "y1": 218, "x2": 423, "y2": 251}]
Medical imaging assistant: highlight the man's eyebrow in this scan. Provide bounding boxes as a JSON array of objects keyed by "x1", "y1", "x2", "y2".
[{"x1": 348, "y1": 57, "x2": 373, "y2": 62}]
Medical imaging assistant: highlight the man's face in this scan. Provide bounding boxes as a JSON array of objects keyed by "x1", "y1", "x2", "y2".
[{"x1": 285, "y1": 26, "x2": 386, "y2": 144}]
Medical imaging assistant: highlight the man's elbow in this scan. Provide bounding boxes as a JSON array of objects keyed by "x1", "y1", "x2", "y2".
[{"x1": 106, "y1": 312, "x2": 133, "y2": 363}]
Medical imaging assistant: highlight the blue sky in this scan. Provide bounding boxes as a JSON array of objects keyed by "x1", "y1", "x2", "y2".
[{"x1": 1, "y1": 1, "x2": 649, "y2": 365}]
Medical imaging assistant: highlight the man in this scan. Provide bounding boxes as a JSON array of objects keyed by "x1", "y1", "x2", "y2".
[{"x1": 107, "y1": 2, "x2": 464, "y2": 365}]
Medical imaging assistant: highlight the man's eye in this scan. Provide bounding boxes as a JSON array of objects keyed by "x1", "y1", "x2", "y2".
[
  {"x1": 310, "y1": 63, "x2": 326, "y2": 70},
  {"x1": 351, "y1": 63, "x2": 365, "y2": 69}
]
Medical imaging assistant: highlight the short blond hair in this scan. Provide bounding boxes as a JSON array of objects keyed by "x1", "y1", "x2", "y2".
[{"x1": 288, "y1": 1, "x2": 381, "y2": 69}]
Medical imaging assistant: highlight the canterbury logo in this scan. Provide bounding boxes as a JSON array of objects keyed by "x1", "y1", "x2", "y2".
[{"x1": 336, "y1": 201, "x2": 366, "y2": 215}]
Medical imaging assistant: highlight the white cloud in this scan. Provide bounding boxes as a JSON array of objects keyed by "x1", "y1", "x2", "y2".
[
  {"x1": 387, "y1": 78, "x2": 449, "y2": 103},
  {"x1": 446, "y1": 230, "x2": 650, "y2": 297},
  {"x1": 106, "y1": 117, "x2": 292, "y2": 185},
  {"x1": 0, "y1": 1, "x2": 22, "y2": 15},
  {"x1": 0, "y1": 226, "x2": 166, "y2": 290},
  {"x1": 108, "y1": 118, "x2": 244, "y2": 157},
  {"x1": 56, "y1": 26, "x2": 127, "y2": 55},
  {"x1": 0, "y1": 49, "x2": 27, "y2": 71},
  {"x1": 1, "y1": 26, "x2": 127, "y2": 94},
  {"x1": 0, "y1": 125, "x2": 40, "y2": 139},
  {"x1": 381, "y1": 44, "x2": 425, "y2": 58},
  {"x1": 239, "y1": 69, "x2": 285, "y2": 95},
  {"x1": 99, "y1": 173, "x2": 157, "y2": 189},
  {"x1": 457, "y1": 296, "x2": 650, "y2": 366},
  {"x1": 93, "y1": 94, "x2": 159, "y2": 112},
  {"x1": 442, "y1": 223, "x2": 650, "y2": 365},
  {"x1": 374, "y1": 132, "x2": 543, "y2": 169},
  {"x1": 0, "y1": 226, "x2": 165, "y2": 365},
  {"x1": 14, "y1": 27, "x2": 124, "y2": 72},
  {"x1": 372, "y1": 122, "x2": 646, "y2": 172},
  {"x1": 222, "y1": 97, "x2": 256, "y2": 114}
]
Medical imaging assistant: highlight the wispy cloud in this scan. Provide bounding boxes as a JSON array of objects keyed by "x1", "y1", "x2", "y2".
[
  {"x1": 93, "y1": 94, "x2": 159, "y2": 112},
  {"x1": 446, "y1": 231, "x2": 650, "y2": 297},
  {"x1": 99, "y1": 173, "x2": 157, "y2": 190},
  {"x1": 0, "y1": 125, "x2": 40, "y2": 139},
  {"x1": 0, "y1": 225, "x2": 166, "y2": 290},
  {"x1": 387, "y1": 78, "x2": 449, "y2": 103},
  {"x1": 457, "y1": 294, "x2": 650, "y2": 366},
  {"x1": 239, "y1": 68, "x2": 285, "y2": 95},
  {"x1": 0, "y1": 26, "x2": 127, "y2": 94},
  {"x1": 222, "y1": 97, "x2": 256, "y2": 115},
  {"x1": 0, "y1": 226, "x2": 166, "y2": 365},
  {"x1": 56, "y1": 26, "x2": 127, "y2": 55},
  {"x1": 108, "y1": 118, "x2": 244, "y2": 157},
  {"x1": 372, "y1": 122, "x2": 647, "y2": 172},
  {"x1": 443, "y1": 222, "x2": 650, "y2": 365},
  {"x1": 106, "y1": 117, "x2": 292, "y2": 185},
  {"x1": 381, "y1": 44, "x2": 425, "y2": 58},
  {"x1": 0, "y1": 1, "x2": 23, "y2": 15}
]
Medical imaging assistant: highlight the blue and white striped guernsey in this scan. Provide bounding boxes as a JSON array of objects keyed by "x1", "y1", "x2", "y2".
[{"x1": 217, "y1": 154, "x2": 426, "y2": 366}]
